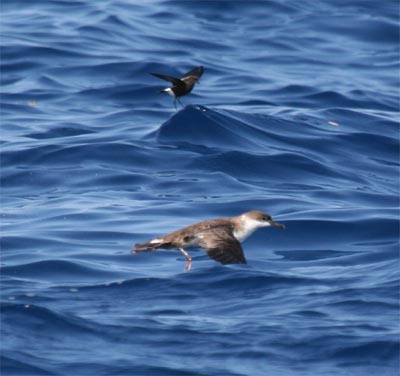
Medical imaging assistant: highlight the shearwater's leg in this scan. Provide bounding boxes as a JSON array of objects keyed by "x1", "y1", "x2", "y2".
[
  {"x1": 174, "y1": 98, "x2": 177, "y2": 110},
  {"x1": 178, "y1": 248, "x2": 192, "y2": 271},
  {"x1": 178, "y1": 98, "x2": 184, "y2": 107}
]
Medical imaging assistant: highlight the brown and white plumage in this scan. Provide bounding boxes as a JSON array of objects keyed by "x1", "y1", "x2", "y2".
[{"x1": 132, "y1": 210, "x2": 285, "y2": 270}]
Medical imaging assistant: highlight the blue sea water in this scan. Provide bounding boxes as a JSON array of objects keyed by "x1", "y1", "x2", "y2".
[{"x1": 1, "y1": 0, "x2": 399, "y2": 375}]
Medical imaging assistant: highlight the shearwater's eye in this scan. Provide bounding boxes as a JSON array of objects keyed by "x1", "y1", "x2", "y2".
[{"x1": 263, "y1": 215, "x2": 271, "y2": 221}]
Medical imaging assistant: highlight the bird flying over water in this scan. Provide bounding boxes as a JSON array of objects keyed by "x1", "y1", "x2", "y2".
[
  {"x1": 131, "y1": 210, "x2": 285, "y2": 271},
  {"x1": 150, "y1": 66, "x2": 204, "y2": 109}
]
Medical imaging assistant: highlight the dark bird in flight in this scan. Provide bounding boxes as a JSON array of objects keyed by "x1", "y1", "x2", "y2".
[
  {"x1": 131, "y1": 210, "x2": 285, "y2": 271},
  {"x1": 150, "y1": 66, "x2": 204, "y2": 109}
]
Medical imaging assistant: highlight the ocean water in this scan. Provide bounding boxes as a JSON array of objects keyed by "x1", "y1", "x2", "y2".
[{"x1": 1, "y1": 0, "x2": 399, "y2": 375}]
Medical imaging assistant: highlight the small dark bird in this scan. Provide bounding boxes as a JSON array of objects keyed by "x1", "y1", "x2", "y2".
[
  {"x1": 131, "y1": 210, "x2": 285, "y2": 271},
  {"x1": 151, "y1": 66, "x2": 204, "y2": 109}
]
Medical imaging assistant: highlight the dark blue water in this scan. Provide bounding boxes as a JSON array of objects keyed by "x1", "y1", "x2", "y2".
[{"x1": 1, "y1": 1, "x2": 399, "y2": 375}]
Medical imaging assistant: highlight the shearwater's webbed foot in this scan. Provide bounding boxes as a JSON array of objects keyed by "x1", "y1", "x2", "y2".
[{"x1": 179, "y1": 248, "x2": 192, "y2": 271}]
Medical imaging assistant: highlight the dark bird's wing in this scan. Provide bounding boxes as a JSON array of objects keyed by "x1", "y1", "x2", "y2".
[
  {"x1": 196, "y1": 225, "x2": 247, "y2": 264},
  {"x1": 150, "y1": 73, "x2": 184, "y2": 87},
  {"x1": 182, "y1": 66, "x2": 204, "y2": 79}
]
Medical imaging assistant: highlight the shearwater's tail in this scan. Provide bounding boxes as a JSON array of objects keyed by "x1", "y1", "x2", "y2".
[{"x1": 131, "y1": 238, "x2": 165, "y2": 254}]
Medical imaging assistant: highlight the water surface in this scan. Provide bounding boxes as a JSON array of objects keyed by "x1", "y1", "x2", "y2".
[{"x1": 1, "y1": 1, "x2": 399, "y2": 375}]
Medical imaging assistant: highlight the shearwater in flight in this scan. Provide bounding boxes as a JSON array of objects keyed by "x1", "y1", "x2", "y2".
[{"x1": 132, "y1": 210, "x2": 285, "y2": 270}]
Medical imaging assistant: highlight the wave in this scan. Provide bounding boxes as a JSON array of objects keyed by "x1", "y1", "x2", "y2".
[
  {"x1": 1, "y1": 302, "x2": 98, "y2": 333},
  {"x1": 1, "y1": 355, "x2": 54, "y2": 376},
  {"x1": 1, "y1": 259, "x2": 122, "y2": 282}
]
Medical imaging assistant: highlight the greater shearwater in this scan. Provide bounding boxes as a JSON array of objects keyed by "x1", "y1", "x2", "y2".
[
  {"x1": 131, "y1": 210, "x2": 285, "y2": 270},
  {"x1": 150, "y1": 66, "x2": 204, "y2": 109}
]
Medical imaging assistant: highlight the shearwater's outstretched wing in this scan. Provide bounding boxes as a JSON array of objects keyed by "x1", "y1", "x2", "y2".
[
  {"x1": 196, "y1": 225, "x2": 247, "y2": 264},
  {"x1": 150, "y1": 73, "x2": 184, "y2": 87},
  {"x1": 182, "y1": 66, "x2": 204, "y2": 79}
]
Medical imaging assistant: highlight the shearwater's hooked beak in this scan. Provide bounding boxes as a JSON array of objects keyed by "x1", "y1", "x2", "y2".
[{"x1": 268, "y1": 220, "x2": 286, "y2": 229}]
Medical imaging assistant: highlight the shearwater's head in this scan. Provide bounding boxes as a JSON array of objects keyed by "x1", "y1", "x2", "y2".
[
  {"x1": 242, "y1": 210, "x2": 285, "y2": 229},
  {"x1": 233, "y1": 210, "x2": 285, "y2": 242}
]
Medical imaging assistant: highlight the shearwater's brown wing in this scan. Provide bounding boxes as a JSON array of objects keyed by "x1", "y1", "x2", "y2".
[
  {"x1": 181, "y1": 66, "x2": 204, "y2": 79},
  {"x1": 196, "y1": 225, "x2": 247, "y2": 264},
  {"x1": 150, "y1": 73, "x2": 184, "y2": 87}
]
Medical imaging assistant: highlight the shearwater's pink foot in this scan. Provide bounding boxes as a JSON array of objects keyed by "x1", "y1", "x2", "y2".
[{"x1": 179, "y1": 248, "x2": 192, "y2": 271}]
